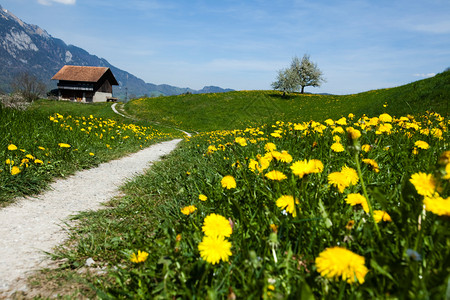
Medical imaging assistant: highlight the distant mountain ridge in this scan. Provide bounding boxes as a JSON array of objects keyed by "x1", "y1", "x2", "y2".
[{"x1": 0, "y1": 5, "x2": 233, "y2": 99}]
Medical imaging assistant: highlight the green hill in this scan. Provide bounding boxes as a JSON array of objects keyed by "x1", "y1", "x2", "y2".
[{"x1": 125, "y1": 70, "x2": 450, "y2": 132}]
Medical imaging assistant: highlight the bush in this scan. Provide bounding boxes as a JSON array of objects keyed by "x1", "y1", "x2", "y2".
[{"x1": 0, "y1": 93, "x2": 30, "y2": 110}]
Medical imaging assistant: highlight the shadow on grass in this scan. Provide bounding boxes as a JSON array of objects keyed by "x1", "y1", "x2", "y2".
[{"x1": 267, "y1": 92, "x2": 299, "y2": 100}]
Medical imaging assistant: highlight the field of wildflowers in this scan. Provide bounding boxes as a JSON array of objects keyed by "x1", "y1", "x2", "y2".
[
  {"x1": 0, "y1": 102, "x2": 184, "y2": 203},
  {"x1": 125, "y1": 70, "x2": 450, "y2": 133},
  {"x1": 57, "y1": 111, "x2": 449, "y2": 298}
]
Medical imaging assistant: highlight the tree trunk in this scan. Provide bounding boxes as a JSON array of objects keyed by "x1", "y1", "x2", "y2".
[{"x1": 301, "y1": 86, "x2": 305, "y2": 94}]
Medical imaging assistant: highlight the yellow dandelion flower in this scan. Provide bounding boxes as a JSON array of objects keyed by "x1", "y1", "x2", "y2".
[
  {"x1": 345, "y1": 220, "x2": 355, "y2": 230},
  {"x1": 198, "y1": 235, "x2": 232, "y2": 264},
  {"x1": 11, "y1": 166, "x2": 21, "y2": 175},
  {"x1": 130, "y1": 250, "x2": 149, "y2": 263},
  {"x1": 290, "y1": 160, "x2": 311, "y2": 178},
  {"x1": 231, "y1": 161, "x2": 242, "y2": 168},
  {"x1": 328, "y1": 166, "x2": 359, "y2": 193},
  {"x1": 409, "y1": 172, "x2": 438, "y2": 197},
  {"x1": 199, "y1": 194, "x2": 208, "y2": 201},
  {"x1": 332, "y1": 126, "x2": 345, "y2": 134},
  {"x1": 202, "y1": 213, "x2": 232, "y2": 238},
  {"x1": 324, "y1": 119, "x2": 334, "y2": 126},
  {"x1": 376, "y1": 123, "x2": 392, "y2": 134},
  {"x1": 265, "y1": 170, "x2": 287, "y2": 181},
  {"x1": 420, "y1": 128, "x2": 430, "y2": 136},
  {"x1": 443, "y1": 164, "x2": 450, "y2": 180},
  {"x1": 309, "y1": 159, "x2": 324, "y2": 173},
  {"x1": 8, "y1": 144, "x2": 17, "y2": 151},
  {"x1": 345, "y1": 193, "x2": 369, "y2": 213},
  {"x1": 206, "y1": 145, "x2": 217, "y2": 155},
  {"x1": 270, "y1": 224, "x2": 278, "y2": 233},
  {"x1": 431, "y1": 128, "x2": 443, "y2": 139},
  {"x1": 258, "y1": 156, "x2": 271, "y2": 172},
  {"x1": 294, "y1": 123, "x2": 307, "y2": 131},
  {"x1": 264, "y1": 142, "x2": 277, "y2": 152},
  {"x1": 38, "y1": 146, "x2": 45, "y2": 150},
  {"x1": 181, "y1": 205, "x2": 197, "y2": 215},
  {"x1": 373, "y1": 210, "x2": 392, "y2": 223},
  {"x1": 331, "y1": 142, "x2": 345, "y2": 152},
  {"x1": 5, "y1": 159, "x2": 14, "y2": 165},
  {"x1": 248, "y1": 159, "x2": 259, "y2": 173},
  {"x1": 315, "y1": 247, "x2": 368, "y2": 284},
  {"x1": 361, "y1": 144, "x2": 372, "y2": 152},
  {"x1": 276, "y1": 195, "x2": 299, "y2": 217},
  {"x1": 414, "y1": 140, "x2": 429, "y2": 150},
  {"x1": 176, "y1": 234, "x2": 182, "y2": 242},
  {"x1": 279, "y1": 150, "x2": 293, "y2": 163},
  {"x1": 379, "y1": 113, "x2": 393, "y2": 123},
  {"x1": 221, "y1": 175, "x2": 236, "y2": 189},
  {"x1": 58, "y1": 143, "x2": 71, "y2": 148},
  {"x1": 341, "y1": 166, "x2": 359, "y2": 186},
  {"x1": 336, "y1": 117, "x2": 347, "y2": 126},
  {"x1": 34, "y1": 159, "x2": 44, "y2": 164},
  {"x1": 362, "y1": 158, "x2": 380, "y2": 173},
  {"x1": 423, "y1": 194, "x2": 450, "y2": 216},
  {"x1": 235, "y1": 137, "x2": 247, "y2": 146},
  {"x1": 333, "y1": 135, "x2": 341, "y2": 142},
  {"x1": 346, "y1": 127, "x2": 361, "y2": 140},
  {"x1": 21, "y1": 158, "x2": 29, "y2": 166},
  {"x1": 271, "y1": 132, "x2": 282, "y2": 138},
  {"x1": 328, "y1": 172, "x2": 348, "y2": 193},
  {"x1": 267, "y1": 151, "x2": 282, "y2": 160}
]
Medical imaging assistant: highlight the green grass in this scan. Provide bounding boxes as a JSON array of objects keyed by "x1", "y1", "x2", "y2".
[
  {"x1": 0, "y1": 100, "x2": 184, "y2": 204},
  {"x1": 125, "y1": 70, "x2": 450, "y2": 132},
  {"x1": 53, "y1": 111, "x2": 449, "y2": 299},
  {"x1": 5, "y1": 73, "x2": 450, "y2": 298},
  {"x1": 28, "y1": 99, "x2": 122, "y2": 119}
]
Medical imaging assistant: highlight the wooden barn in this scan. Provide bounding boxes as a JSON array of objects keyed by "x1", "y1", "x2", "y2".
[{"x1": 52, "y1": 65, "x2": 119, "y2": 103}]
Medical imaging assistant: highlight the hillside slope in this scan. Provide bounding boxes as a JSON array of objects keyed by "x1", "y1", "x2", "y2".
[{"x1": 125, "y1": 71, "x2": 450, "y2": 132}]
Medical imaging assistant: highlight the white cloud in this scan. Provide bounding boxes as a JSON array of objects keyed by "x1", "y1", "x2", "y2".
[
  {"x1": 37, "y1": 0, "x2": 76, "y2": 6},
  {"x1": 413, "y1": 73, "x2": 436, "y2": 78},
  {"x1": 412, "y1": 20, "x2": 450, "y2": 34}
]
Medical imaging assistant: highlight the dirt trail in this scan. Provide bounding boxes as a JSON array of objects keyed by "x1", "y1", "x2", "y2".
[{"x1": 0, "y1": 139, "x2": 182, "y2": 298}]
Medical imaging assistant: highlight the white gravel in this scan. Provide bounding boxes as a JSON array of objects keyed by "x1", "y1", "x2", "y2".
[{"x1": 0, "y1": 139, "x2": 182, "y2": 298}]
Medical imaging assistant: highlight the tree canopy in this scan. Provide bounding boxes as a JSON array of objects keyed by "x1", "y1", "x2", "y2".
[{"x1": 272, "y1": 54, "x2": 325, "y2": 95}]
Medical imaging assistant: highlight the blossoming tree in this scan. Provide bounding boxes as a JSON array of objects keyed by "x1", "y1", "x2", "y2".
[{"x1": 272, "y1": 54, "x2": 325, "y2": 95}]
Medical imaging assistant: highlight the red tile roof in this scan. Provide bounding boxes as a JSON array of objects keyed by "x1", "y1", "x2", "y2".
[{"x1": 52, "y1": 65, "x2": 117, "y2": 84}]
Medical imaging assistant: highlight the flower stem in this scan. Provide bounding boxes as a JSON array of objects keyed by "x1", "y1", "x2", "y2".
[
  {"x1": 337, "y1": 280, "x2": 346, "y2": 300},
  {"x1": 354, "y1": 152, "x2": 382, "y2": 240}
]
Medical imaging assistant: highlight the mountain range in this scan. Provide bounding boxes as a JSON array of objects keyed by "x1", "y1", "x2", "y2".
[{"x1": 0, "y1": 5, "x2": 233, "y2": 99}]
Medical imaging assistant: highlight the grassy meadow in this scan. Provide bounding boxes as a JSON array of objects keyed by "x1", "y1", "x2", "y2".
[
  {"x1": 51, "y1": 111, "x2": 449, "y2": 299},
  {"x1": 124, "y1": 70, "x2": 450, "y2": 132},
  {"x1": 0, "y1": 99, "x2": 184, "y2": 204},
  {"x1": 19, "y1": 74, "x2": 447, "y2": 299},
  {"x1": 2, "y1": 72, "x2": 449, "y2": 298}
]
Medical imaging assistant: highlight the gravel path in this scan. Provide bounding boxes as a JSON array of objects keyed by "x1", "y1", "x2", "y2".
[
  {"x1": 111, "y1": 102, "x2": 129, "y2": 119},
  {"x1": 0, "y1": 139, "x2": 182, "y2": 298}
]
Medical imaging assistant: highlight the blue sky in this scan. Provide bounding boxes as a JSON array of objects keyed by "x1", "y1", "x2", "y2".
[{"x1": 2, "y1": 0, "x2": 450, "y2": 94}]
